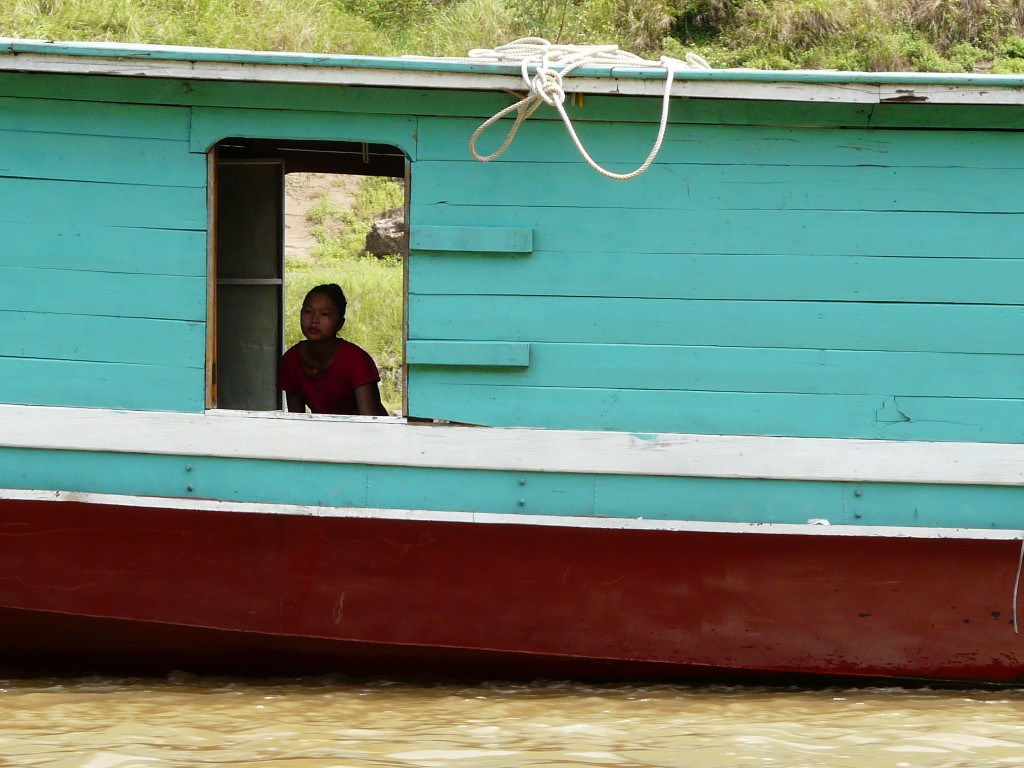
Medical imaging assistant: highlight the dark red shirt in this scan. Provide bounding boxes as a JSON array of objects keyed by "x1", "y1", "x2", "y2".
[{"x1": 277, "y1": 340, "x2": 380, "y2": 414}]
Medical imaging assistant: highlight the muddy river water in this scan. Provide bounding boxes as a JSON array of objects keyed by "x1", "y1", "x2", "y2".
[{"x1": 3, "y1": 677, "x2": 1024, "y2": 767}]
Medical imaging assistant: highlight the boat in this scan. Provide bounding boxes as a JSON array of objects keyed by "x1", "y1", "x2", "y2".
[{"x1": 1, "y1": 36, "x2": 1023, "y2": 683}]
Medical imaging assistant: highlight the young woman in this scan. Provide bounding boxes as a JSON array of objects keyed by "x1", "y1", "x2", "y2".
[{"x1": 277, "y1": 283, "x2": 388, "y2": 416}]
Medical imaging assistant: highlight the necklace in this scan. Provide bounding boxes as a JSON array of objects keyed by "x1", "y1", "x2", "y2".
[{"x1": 302, "y1": 341, "x2": 336, "y2": 377}]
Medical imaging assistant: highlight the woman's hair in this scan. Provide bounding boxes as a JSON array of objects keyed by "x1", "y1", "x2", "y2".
[{"x1": 305, "y1": 283, "x2": 347, "y2": 321}]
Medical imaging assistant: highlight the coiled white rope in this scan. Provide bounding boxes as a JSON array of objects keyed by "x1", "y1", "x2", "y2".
[{"x1": 464, "y1": 38, "x2": 710, "y2": 180}]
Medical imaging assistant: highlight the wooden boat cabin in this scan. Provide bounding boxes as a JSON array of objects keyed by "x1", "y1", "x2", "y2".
[{"x1": 0, "y1": 37, "x2": 1022, "y2": 682}]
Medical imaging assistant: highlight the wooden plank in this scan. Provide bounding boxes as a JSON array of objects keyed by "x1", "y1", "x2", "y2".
[
  {"x1": 0, "y1": 128, "x2": 203, "y2": 187},
  {"x1": 9, "y1": 44, "x2": 1024, "y2": 112},
  {"x1": 0, "y1": 266, "x2": 206, "y2": 321},
  {"x1": 0, "y1": 450, "x2": 376, "y2": 510},
  {"x1": 875, "y1": 395, "x2": 1024, "y2": 441},
  {"x1": 6, "y1": 450, "x2": 1024, "y2": 530},
  {"x1": 593, "y1": 474, "x2": 1024, "y2": 529},
  {"x1": 411, "y1": 225, "x2": 533, "y2": 253},
  {"x1": 408, "y1": 343, "x2": 1024, "y2": 399},
  {"x1": 0, "y1": 52, "x2": 531, "y2": 97},
  {"x1": 655, "y1": 97, "x2": 876, "y2": 128},
  {"x1": 0, "y1": 311, "x2": 204, "y2": 368},
  {"x1": 184, "y1": 81, "x2": 873, "y2": 126},
  {"x1": 192, "y1": 81, "x2": 525, "y2": 122},
  {"x1": 413, "y1": 160, "x2": 1024, "y2": 214},
  {"x1": 4, "y1": 71, "x2": 1018, "y2": 137},
  {"x1": 0, "y1": 72, "x2": 883, "y2": 128},
  {"x1": 407, "y1": 382, "x2": 1024, "y2": 444},
  {"x1": 407, "y1": 340, "x2": 530, "y2": 367},
  {"x1": 597, "y1": 473, "x2": 842, "y2": 523},
  {"x1": 0, "y1": 72, "x2": 210, "y2": 109},
  {"x1": 868, "y1": 102, "x2": 1024, "y2": 130},
  {"x1": 409, "y1": 251, "x2": 1024, "y2": 304},
  {"x1": 0, "y1": 71, "x2": 518, "y2": 120},
  {"x1": 0, "y1": 361, "x2": 203, "y2": 411},
  {"x1": 190, "y1": 106, "x2": 418, "y2": 157},
  {"x1": 410, "y1": 204, "x2": 1024, "y2": 259},
  {"x1": 408, "y1": 295, "x2": 1024, "y2": 354},
  {"x1": 366, "y1": 463, "x2": 598, "y2": 516},
  {"x1": 416, "y1": 116, "x2": 1024, "y2": 168},
  {"x1": 1, "y1": 403, "x2": 1022, "y2": 485},
  {"x1": 0, "y1": 95, "x2": 191, "y2": 139},
  {"x1": 9, "y1": 485, "x2": 1024, "y2": 541},
  {"x1": 0, "y1": 176, "x2": 205, "y2": 229},
  {"x1": 0, "y1": 222, "x2": 206, "y2": 276}
]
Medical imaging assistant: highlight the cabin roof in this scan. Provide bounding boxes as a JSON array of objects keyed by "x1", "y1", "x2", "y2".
[{"x1": 3, "y1": 37, "x2": 1024, "y2": 105}]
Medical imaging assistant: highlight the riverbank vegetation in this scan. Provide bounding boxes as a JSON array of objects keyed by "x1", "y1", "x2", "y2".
[
  {"x1": 3, "y1": 0, "x2": 1024, "y2": 72},
  {"x1": 285, "y1": 176, "x2": 405, "y2": 414}
]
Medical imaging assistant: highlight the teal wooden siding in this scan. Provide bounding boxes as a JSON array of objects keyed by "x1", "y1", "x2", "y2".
[
  {"x1": 3, "y1": 445, "x2": 1022, "y2": 529},
  {"x1": 411, "y1": 225, "x2": 533, "y2": 253},
  {"x1": 189, "y1": 107, "x2": 417, "y2": 156},
  {"x1": 1, "y1": 67, "x2": 1021, "y2": 441},
  {"x1": 407, "y1": 341, "x2": 531, "y2": 367},
  {"x1": 0, "y1": 72, "x2": 426, "y2": 413},
  {"x1": 408, "y1": 115, "x2": 1024, "y2": 441},
  {"x1": 0, "y1": 94, "x2": 207, "y2": 411}
]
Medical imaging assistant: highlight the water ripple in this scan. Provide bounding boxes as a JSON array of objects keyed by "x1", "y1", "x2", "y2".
[{"x1": 2, "y1": 678, "x2": 1024, "y2": 767}]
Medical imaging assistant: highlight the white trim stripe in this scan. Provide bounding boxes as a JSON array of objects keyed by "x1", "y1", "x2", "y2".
[
  {"x1": 3, "y1": 52, "x2": 1024, "y2": 105},
  {"x1": 1, "y1": 404, "x2": 1023, "y2": 486},
  {"x1": 4, "y1": 488, "x2": 1022, "y2": 540}
]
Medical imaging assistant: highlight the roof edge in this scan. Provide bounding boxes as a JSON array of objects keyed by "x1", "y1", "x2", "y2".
[{"x1": 3, "y1": 37, "x2": 1024, "y2": 103}]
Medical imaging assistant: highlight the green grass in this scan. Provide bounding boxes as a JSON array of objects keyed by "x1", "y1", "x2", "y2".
[
  {"x1": 1, "y1": 0, "x2": 385, "y2": 52},
  {"x1": 674, "y1": 0, "x2": 1024, "y2": 72},
  {"x1": 285, "y1": 176, "x2": 405, "y2": 414},
  {"x1": 2, "y1": 0, "x2": 1023, "y2": 70}
]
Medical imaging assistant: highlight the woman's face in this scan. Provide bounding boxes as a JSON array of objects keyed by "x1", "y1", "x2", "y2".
[{"x1": 300, "y1": 292, "x2": 342, "y2": 341}]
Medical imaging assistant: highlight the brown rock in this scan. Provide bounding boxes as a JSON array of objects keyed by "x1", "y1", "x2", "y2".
[{"x1": 365, "y1": 216, "x2": 408, "y2": 257}]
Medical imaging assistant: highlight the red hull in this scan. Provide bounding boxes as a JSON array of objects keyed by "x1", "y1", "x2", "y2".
[{"x1": 2, "y1": 496, "x2": 1023, "y2": 683}]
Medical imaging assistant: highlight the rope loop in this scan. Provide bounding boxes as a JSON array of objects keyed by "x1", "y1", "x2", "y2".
[{"x1": 465, "y1": 38, "x2": 710, "y2": 180}]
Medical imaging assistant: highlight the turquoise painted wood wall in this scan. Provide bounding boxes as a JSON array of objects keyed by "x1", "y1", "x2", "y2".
[
  {"x1": 3, "y1": 445, "x2": 1022, "y2": 530},
  {"x1": 0, "y1": 74, "x2": 421, "y2": 412},
  {"x1": 407, "y1": 112, "x2": 1024, "y2": 443},
  {"x1": 0, "y1": 70, "x2": 1021, "y2": 443},
  {"x1": 0, "y1": 91, "x2": 207, "y2": 411}
]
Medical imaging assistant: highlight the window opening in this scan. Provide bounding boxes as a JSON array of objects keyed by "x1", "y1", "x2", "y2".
[{"x1": 211, "y1": 139, "x2": 407, "y2": 416}]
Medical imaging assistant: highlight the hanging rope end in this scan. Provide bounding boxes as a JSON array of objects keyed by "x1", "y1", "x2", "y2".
[{"x1": 465, "y1": 40, "x2": 708, "y2": 178}]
